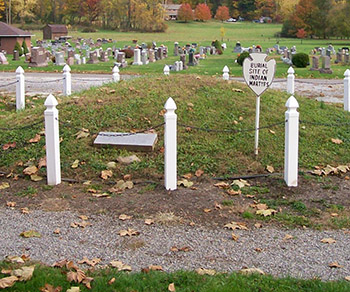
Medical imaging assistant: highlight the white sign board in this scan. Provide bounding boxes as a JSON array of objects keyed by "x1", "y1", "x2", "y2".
[{"x1": 243, "y1": 53, "x2": 276, "y2": 96}]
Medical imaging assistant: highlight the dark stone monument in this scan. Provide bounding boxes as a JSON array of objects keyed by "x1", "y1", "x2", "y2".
[
  {"x1": 29, "y1": 47, "x2": 48, "y2": 67},
  {"x1": 12, "y1": 50, "x2": 19, "y2": 61}
]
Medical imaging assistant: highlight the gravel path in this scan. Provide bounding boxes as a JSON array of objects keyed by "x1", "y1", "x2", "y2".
[{"x1": 1, "y1": 208, "x2": 350, "y2": 280}]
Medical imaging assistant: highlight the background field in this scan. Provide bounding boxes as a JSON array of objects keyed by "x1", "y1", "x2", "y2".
[{"x1": 3, "y1": 21, "x2": 350, "y2": 78}]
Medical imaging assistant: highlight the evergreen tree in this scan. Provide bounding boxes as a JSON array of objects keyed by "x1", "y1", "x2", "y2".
[
  {"x1": 22, "y1": 40, "x2": 29, "y2": 55},
  {"x1": 14, "y1": 41, "x2": 23, "y2": 56}
]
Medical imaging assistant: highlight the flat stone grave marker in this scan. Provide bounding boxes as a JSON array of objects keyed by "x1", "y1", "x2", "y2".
[{"x1": 94, "y1": 132, "x2": 157, "y2": 152}]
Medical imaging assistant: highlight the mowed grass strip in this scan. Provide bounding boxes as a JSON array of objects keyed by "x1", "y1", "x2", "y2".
[
  {"x1": 0, "y1": 262, "x2": 349, "y2": 292},
  {"x1": 0, "y1": 75, "x2": 349, "y2": 181}
]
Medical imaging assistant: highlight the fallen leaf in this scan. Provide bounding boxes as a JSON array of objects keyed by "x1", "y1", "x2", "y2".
[
  {"x1": 195, "y1": 268, "x2": 216, "y2": 275},
  {"x1": 214, "y1": 182, "x2": 230, "y2": 189},
  {"x1": 71, "y1": 160, "x2": 79, "y2": 169},
  {"x1": 20, "y1": 230, "x2": 41, "y2": 238},
  {"x1": 39, "y1": 283, "x2": 62, "y2": 292},
  {"x1": 0, "y1": 182, "x2": 10, "y2": 190},
  {"x1": 321, "y1": 238, "x2": 336, "y2": 244},
  {"x1": 224, "y1": 222, "x2": 248, "y2": 230},
  {"x1": 66, "y1": 287, "x2": 80, "y2": 292},
  {"x1": 269, "y1": 129, "x2": 275, "y2": 134},
  {"x1": 331, "y1": 138, "x2": 343, "y2": 144},
  {"x1": 177, "y1": 179, "x2": 193, "y2": 188},
  {"x1": 232, "y1": 179, "x2": 250, "y2": 188},
  {"x1": 91, "y1": 192, "x2": 110, "y2": 198},
  {"x1": 31, "y1": 174, "x2": 43, "y2": 182},
  {"x1": 345, "y1": 276, "x2": 350, "y2": 281},
  {"x1": 256, "y1": 203, "x2": 268, "y2": 210},
  {"x1": 255, "y1": 248, "x2": 262, "y2": 252},
  {"x1": 203, "y1": 208, "x2": 212, "y2": 213},
  {"x1": 119, "y1": 228, "x2": 139, "y2": 237},
  {"x1": 182, "y1": 173, "x2": 192, "y2": 180},
  {"x1": 195, "y1": 169, "x2": 204, "y2": 177},
  {"x1": 28, "y1": 134, "x2": 41, "y2": 143},
  {"x1": 256, "y1": 209, "x2": 277, "y2": 217},
  {"x1": 214, "y1": 202, "x2": 222, "y2": 209},
  {"x1": 78, "y1": 257, "x2": 101, "y2": 267},
  {"x1": 239, "y1": 268, "x2": 265, "y2": 275},
  {"x1": 168, "y1": 283, "x2": 176, "y2": 292},
  {"x1": 231, "y1": 232, "x2": 239, "y2": 241},
  {"x1": 149, "y1": 265, "x2": 163, "y2": 271},
  {"x1": 23, "y1": 165, "x2": 38, "y2": 175},
  {"x1": 283, "y1": 234, "x2": 294, "y2": 241},
  {"x1": 227, "y1": 189, "x2": 241, "y2": 196},
  {"x1": 145, "y1": 219, "x2": 154, "y2": 225},
  {"x1": 2, "y1": 142, "x2": 16, "y2": 150},
  {"x1": 67, "y1": 269, "x2": 86, "y2": 283},
  {"x1": 1, "y1": 269, "x2": 12, "y2": 275},
  {"x1": 6, "y1": 201, "x2": 16, "y2": 208},
  {"x1": 329, "y1": 262, "x2": 342, "y2": 268},
  {"x1": 0, "y1": 276, "x2": 18, "y2": 289},
  {"x1": 78, "y1": 215, "x2": 88, "y2": 221},
  {"x1": 21, "y1": 207, "x2": 29, "y2": 214},
  {"x1": 6, "y1": 256, "x2": 24, "y2": 264},
  {"x1": 111, "y1": 180, "x2": 134, "y2": 192},
  {"x1": 107, "y1": 162, "x2": 117, "y2": 169},
  {"x1": 70, "y1": 221, "x2": 91, "y2": 228},
  {"x1": 108, "y1": 278, "x2": 115, "y2": 285},
  {"x1": 101, "y1": 170, "x2": 113, "y2": 180},
  {"x1": 75, "y1": 129, "x2": 89, "y2": 139},
  {"x1": 119, "y1": 214, "x2": 132, "y2": 221},
  {"x1": 11, "y1": 265, "x2": 35, "y2": 281},
  {"x1": 54, "y1": 228, "x2": 60, "y2": 234},
  {"x1": 266, "y1": 165, "x2": 274, "y2": 173},
  {"x1": 331, "y1": 213, "x2": 339, "y2": 217},
  {"x1": 110, "y1": 260, "x2": 132, "y2": 271},
  {"x1": 254, "y1": 223, "x2": 262, "y2": 228}
]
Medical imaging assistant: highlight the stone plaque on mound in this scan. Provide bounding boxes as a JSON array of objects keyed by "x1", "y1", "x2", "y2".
[{"x1": 94, "y1": 132, "x2": 157, "y2": 152}]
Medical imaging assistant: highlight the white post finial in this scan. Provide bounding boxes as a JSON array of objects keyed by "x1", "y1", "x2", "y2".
[
  {"x1": 44, "y1": 94, "x2": 61, "y2": 185},
  {"x1": 16, "y1": 66, "x2": 25, "y2": 111},
  {"x1": 164, "y1": 97, "x2": 177, "y2": 190},
  {"x1": 284, "y1": 95, "x2": 299, "y2": 187},
  {"x1": 344, "y1": 69, "x2": 350, "y2": 112},
  {"x1": 223, "y1": 65, "x2": 229, "y2": 80},
  {"x1": 63, "y1": 64, "x2": 71, "y2": 96},
  {"x1": 164, "y1": 65, "x2": 170, "y2": 76},
  {"x1": 287, "y1": 66, "x2": 295, "y2": 95},
  {"x1": 112, "y1": 65, "x2": 120, "y2": 82}
]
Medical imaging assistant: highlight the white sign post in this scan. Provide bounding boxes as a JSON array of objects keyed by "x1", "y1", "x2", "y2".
[{"x1": 243, "y1": 53, "x2": 276, "y2": 155}]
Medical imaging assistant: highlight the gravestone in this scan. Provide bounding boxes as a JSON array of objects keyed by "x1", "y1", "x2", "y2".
[
  {"x1": 179, "y1": 60, "x2": 183, "y2": 71},
  {"x1": 12, "y1": 50, "x2": 19, "y2": 61},
  {"x1": 116, "y1": 52, "x2": 127, "y2": 68},
  {"x1": 74, "y1": 54, "x2": 81, "y2": 65},
  {"x1": 87, "y1": 51, "x2": 99, "y2": 64},
  {"x1": 66, "y1": 57, "x2": 74, "y2": 66},
  {"x1": 68, "y1": 50, "x2": 75, "y2": 58},
  {"x1": 174, "y1": 42, "x2": 179, "y2": 56},
  {"x1": 106, "y1": 48, "x2": 112, "y2": 57},
  {"x1": 133, "y1": 48, "x2": 142, "y2": 65},
  {"x1": 55, "y1": 52, "x2": 65, "y2": 66},
  {"x1": 0, "y1": 52, "x2": 8, "y2": 64},
  {"x1": 199, "y1": 46, "x2": 205, "y2": 59},
  {"x1": 310, "y1": 56, "x2": 319, "y2": 71},
  {"x1": 29, "y1": 47, "x2": 48, "y2": 67},
  {"x1": 319, "y1": 56, "x2": 333, "y2": 74},
  {"x1": 141, "y1": 50, "x2": 148, "y2": 65},
  {"x1": 345, "y1": 53, "x2": 350, "y2": 64},
  {"x1": 335, "y1": 52, "x2": 342, "y2": 64},
  {"x1": 82, "y1": 57, "x2": 86, "y2": 64},
  {"x1": 94, "y1": 132, "x2": 158, "y2": 152},
  {"x1": 100, "y1": 51, "x2": 109, "y2": 62},
  {"x1": 180, "y1": 54, "x2": 187, "y2": 69},
  {"x1": 187, "y1": 51, "x2": 195, "y2": 66},
  {"x1": 157, "y1": 47, "x2": 163, "y2": 60},
  {"x1": 149, "y1": 49, "x2": 155, "y2": 62}
]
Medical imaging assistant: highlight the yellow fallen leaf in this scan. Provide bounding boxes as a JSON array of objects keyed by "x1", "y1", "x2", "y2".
[
  {"x1": 239, "y1": 268, "x2": 265, "y2": 275},
  {"x1": 110, "y1": 260, "x2": 132, "y2": 271},
  {"x1": 71, "y1": 160, "x2": 79, "y2": 169},
  {"x1": 321, "y1": 238, "x2": 336, "y2": 244},
  {"x1": 66, "y1": 287, "x2": 80, "y2": 292},
  {"x1": 329, "y1": 262, "x2": 342, "y2": 268},
  {"x1": 231, "y1": 232, "x2": 239, "y2": 241},
  {"x1": 195, "y1": 268, "x2": 216, "y2": 275},
  {"x1": 67, "y1": 269, "x2": 86, "y2": 283},
  {"x1": 30, "y1": 174, "x2": 43, "y2": 182},
  {"x1": 149, "y1": 265, "x2": 163, "y2": 271},
  {"x1": 168, "y1": 283, "x2": 176, "y2": 291},
  {"x1": 28, "y1": 134, "x2": 41, "y2": 143},
  {"x1": 20, "y1": 230, "x2": 41, "y2": 238},
  {"x1": 78, "y1": 257, "x2": 101, "y2": 267},
  {"x1": 119, "y1": 214, "x2": 132, "y2": 221},
  {"x1": 227, "y1": 189, "x2": 241, "y2": 196},
  {"x1": 256, "y1": 209, "x2": 277, "y2": 217},
  {"x1": 23, "y1": 165, "x2": 38, "y2": 175},
  {"x1": 232, "y1": 179, "x2": 250, "y2": 188},
  {"x1": 92, "y1": 192, "x2": 110, "y2": 198},
  {"x1": 6, "y1": 256, "x2": 24, "y2": 264},
  {"x1": 119, "y1": 228, "x2": 139, "y2": 237},
  {"x1": 214, "y1": 182, "x2": 230, "y2": 189},
  {"x1": 177, "y1": 179, "x2": 193, "y2": 188},
  {"x1": 145, "y1": 219, "x2": 154, "y2": 225},
  {"x1": 203, "y1": 208, "x2": 212, "y2": 213},
  {"x1": 266, "y1": 165, "x2": 274, "y2": 173},
  {"x1": 101, "y1": 170, "x2": 113, "y2": 180},
  {"x1": 283, "y1": 234, "x2": 294, "y2": 241},
  {"x1": 0, "y1": 276, "x2": 18, "y2": 289},
  {"x1": 11, "y1": 265, "x2": 35, "y2": 281},
  {"x1": 75, "y1": 129, "x2": 89, "y2": 139},
  {"x1": 331, "y1": 138, "x2": 343, "y2": 144},
  {"x1": 0, "y1": 182, "x2": 10, "y2": 190},
  {"x1": 345, "y1": 276, "x2": 350, "y2": 281},
  {"x1": 108, "y1": 278, "x2": 116, "y2": 285},
  {"x1": 224, "y1": 222, "x2": 248, "y2": 230}
]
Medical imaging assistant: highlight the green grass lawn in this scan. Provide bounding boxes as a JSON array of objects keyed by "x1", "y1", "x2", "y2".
[
  {"x1": 1, "y1": 262, "x2": 349, "y2": 292},
  {"x1": 1, "y1": 75, "x2": 349, "y2": 181},
  {"x1": 2, "y1": 21, "x2": 350, "y2": 78}
]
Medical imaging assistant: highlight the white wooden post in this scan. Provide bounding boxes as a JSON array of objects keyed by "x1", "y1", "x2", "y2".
[
  {"x1": 287, "y1": 66, "x2": 295, "y2": 95},
  {"x1": 164, "y1": 65, "x2": 170, "y2": 76},
  {"x1": 112, "y1": 65, "x2": 120, "y2": 82},
  {"x1": 223, "y1": 65, "x2": 229, "y2": 80},
  {"x1": 16, "y1": 66, "x2": 25, "y2": 111},
  {"x1": 344, "y1": 69, "x2": 350, "y2": 112},
  {"x1": 284, "y1": 95, "x2": 299, "y2": 187},
  {"x1": 63, "y1": 64, "x2": 71, "y2": 96},
  {"x1": 44, "y1": 94, "x2": 61, "y2": 185},
  {"x1": 164, "y1": 97, "x2": 177, "y2": 190}
]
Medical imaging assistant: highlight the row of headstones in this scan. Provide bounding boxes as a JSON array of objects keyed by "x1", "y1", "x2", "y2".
[
  {"x1": 132, "y1": 47, "x2": 168, "y2": 66},
  {"x1": 174, "y1": 42, "x2": 219, "y2": 57},
  {"x1": 310, "y1": 55, "x2": 333, "y2": 73}
]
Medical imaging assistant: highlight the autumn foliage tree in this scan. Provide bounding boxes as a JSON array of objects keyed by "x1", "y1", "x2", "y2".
[
  {"x1": 178, "y1": 3, "x2": 194, "y2": 22},
  {"x1": 296, "y1": 28, "x2": 306, "y2": 43},
  {"x1": 194, "y1": 3, "x2": 211, "y2": 21},
  {"x1": 215, "y1": 6, "x2": 230, "y2": 22}
]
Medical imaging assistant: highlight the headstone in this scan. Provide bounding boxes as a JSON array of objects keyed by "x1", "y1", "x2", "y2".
[
  {"x1": 12, "y1": 50, "x2": 19, "y2": 61},
  {"x1": 68, "y1": 50, "x2": 75, "y2": 58},
  {"x1": 74, "y1": 54, "x2": 81, "y2": 65},
  {"x1": 179, "y1": 60, "x2": 183, "y2": 71},
  {"x1": 66, "y1": 57, "x2": 74, "y2": 66},
  {"x1": 326, "y1": 49, "x2": 331, "y2": 57},
  {"x1": 199, "y1": 46, "x2": 205, "y2": 59},
  {"x1": 133, "y1": 48, "x2": 142, "y2": 65},
  {"x1": 310, "y1": 56, "x2": 319, "y2": 71},
  {"x1": 82, "y1": 56, "x2": 86, "y2": 64},
  {"x1": 100, "y1": 51, "x2": 109, "y2": 62},
  {"x1": 55, "y1": 52, "x2": 65, "y2": 66},
  {"x1": 345, "y1": 53, "x2": 350, "y2": 64},
  {"x1": 0, "y1": 52, "x2": 8, "y2": 64},
  {"x1": 149, "y1": 49, "x2": 155, "y2": 62},
  {"x1": 87, "y1": 51, "x2": 99, "y2": 64},
  {"x1": 157, "y1": 47, "x2": 163, "y2": 60},
  {"x1": 335, "y1": 52, "x2": 342, "y2": 64},
  {"x1": 116, "y1": 52, "x2": 127, "y2": 68},
  {"x1": 94, "y1": 132, "x2": 158, "y2": 152},
  {"x1": 141, "y1": 50, "x2": 148, "y2": 65},
  {"x1": 174, "y1": 42, "x2": 179, "y2": 56},
  {"x1": 29, "y1": 47, "x2": 48, "y2": 67},
  {"x1": 180, "y1": 54, "x2": 187, "y2": 69},
  {"x1": 319, "y1": 56, "x2": 333, "y2": 74}
]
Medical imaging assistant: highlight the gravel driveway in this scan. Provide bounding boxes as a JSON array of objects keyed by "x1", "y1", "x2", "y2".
[{"x1": 0, "y1": 208, "x2": 349, "y2": 280}]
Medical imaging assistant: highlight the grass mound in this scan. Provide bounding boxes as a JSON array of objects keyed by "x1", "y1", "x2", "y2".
[{"x1": 1, "y1": 75, "x2": 350, "y2": 181}]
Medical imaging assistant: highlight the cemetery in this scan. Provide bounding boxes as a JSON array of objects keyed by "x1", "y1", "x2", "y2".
[{"x1": 1, "y1": 20, "x2": 350, "y2": 291}]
